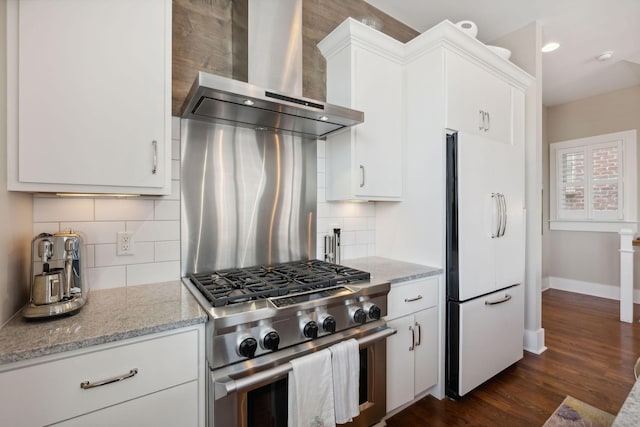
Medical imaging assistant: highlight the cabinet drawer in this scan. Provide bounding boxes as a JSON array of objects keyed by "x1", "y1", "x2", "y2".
[
  {"x1": 387, "y1": 277, "x2": 439, "y2": 319},
  {"x1": 53, "y1": 381, "x2": 199, "y2": 427},
  {"x1": 0, "y1": 329, "x2": 199, "y2": 427}
]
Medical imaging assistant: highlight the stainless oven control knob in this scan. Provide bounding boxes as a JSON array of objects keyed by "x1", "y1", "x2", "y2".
[
  {"x1": 303, "y1": 321, "x2": 319, "y2": 339},
  {"x1": 238, "y1": 337, "x2": 258, "y2": 358},
  {"x1": 262, "y1": 331, "x2": 280, "y2": 351},
  {"x1": 322, "y1": 316, "x2": 337, "y2": 333},
  {"x1": 352, "y1": 308, "x2": 367, "y2": 325},
  {"x1": 366, "y1": 304, "x2": 381, "y2": 320}
]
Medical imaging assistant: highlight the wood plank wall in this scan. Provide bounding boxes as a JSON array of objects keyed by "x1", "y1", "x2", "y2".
[{"x1": 172, "y1": 0, "x2": 419, "y2": 116}]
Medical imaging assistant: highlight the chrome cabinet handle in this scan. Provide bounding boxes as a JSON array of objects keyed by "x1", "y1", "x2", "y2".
[
  {"x1": 491, "y1": 193, "x2": 500, "y2": 238},
  {"x1": 80, "y1": 368, "x2": 138, "y2": 390},
  {"x1": 152, "y1": 140, "x2": 158, "y2": 175},
  {"x1": 409, "y1": 325, "x2": 415, "y2": 351},
  {"x1": 485, "y1": 294, "x2": 512, "y2": 305},
  {"x1": 404, "y1": 295, "x2": 423, "y2": 303},
  {"x1": 359, "y1": 165, "x2": 365, "y2": 188},
  {"x1": 415, "y1": 322, "x2": 422, "y2": 347},
  {"x1": 498, "y1": 193, "x2": 507, "y2": 237},
  {"x1": 485, "y1": 111, "x2": 490, "y2": 131},
  {"x1": 479, "y1": 110, "x2": 485, "y2": 130}
]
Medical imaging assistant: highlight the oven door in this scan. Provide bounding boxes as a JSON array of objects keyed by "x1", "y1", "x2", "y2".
[{"x1": 210, "y1": 321, "x2": 395, "y2": 427}]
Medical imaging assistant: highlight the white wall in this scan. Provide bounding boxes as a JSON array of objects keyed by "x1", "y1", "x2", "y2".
[{"x1": 545, "y1": 85, "x2": 640, "y2": 293}]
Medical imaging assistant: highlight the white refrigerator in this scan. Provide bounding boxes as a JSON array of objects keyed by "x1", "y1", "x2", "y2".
[{"x1": 445, "y1": 130, "x2": 525, "y2": 398}]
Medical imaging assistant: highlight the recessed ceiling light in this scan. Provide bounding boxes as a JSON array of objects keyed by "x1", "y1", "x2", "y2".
[
  {"x1": 596, "y1": 51, "x2": 614, "y2": 61},
  {"x1": 243, "y1": 99, "x2": 255, "y2": 106},
  {"x1": 541, "y1": 42, "x2": 560, "y2": 53},
  {"x1": 319, "y1": 116, "x2": 328, "y2": 121}
]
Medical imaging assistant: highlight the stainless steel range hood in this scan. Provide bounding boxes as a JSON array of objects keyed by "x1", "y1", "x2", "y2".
[{"x1": 181, "y1": 72, "x2": 363, "y2": 138}]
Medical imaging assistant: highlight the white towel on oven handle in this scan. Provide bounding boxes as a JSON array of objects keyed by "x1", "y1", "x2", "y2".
[
  {"x1": 288, "y1": 348, "x2": 336, "y2": 427},
  {"x1": 330, "y1": 338, "x2": 360, "y2": 424}
]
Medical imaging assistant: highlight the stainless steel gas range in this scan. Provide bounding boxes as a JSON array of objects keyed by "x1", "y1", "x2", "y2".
[
  {"x1": 178, "y1": 46, "x2": 390, "y2": 424},
  {"x1": 181, "y1": 259, "x2": 393, "y2": 426}
]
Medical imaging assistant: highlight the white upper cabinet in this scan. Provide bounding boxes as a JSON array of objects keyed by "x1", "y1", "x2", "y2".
[
  {"x1": 6, "y1": 0, "x2": 172, "y2": 195},
  {"x1": 445, "y1": 51, "x2": 513, "y2": 144},
  {"x1": 319, "y1": 18, "x2": 404, "y2": 201}
]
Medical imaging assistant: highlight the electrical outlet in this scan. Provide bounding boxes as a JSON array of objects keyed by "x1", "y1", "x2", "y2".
[{"x1": 117, "y1": 232, "x2": 135, "y2": 256}]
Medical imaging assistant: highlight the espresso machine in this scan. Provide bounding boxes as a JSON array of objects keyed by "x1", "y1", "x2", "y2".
[{"x1": 23, "y1": 231, "x2": 89, "y2": 319}]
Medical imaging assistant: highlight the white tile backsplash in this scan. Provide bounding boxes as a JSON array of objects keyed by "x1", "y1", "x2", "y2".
[
  {"x1": 33, "y1": 198, "x2": 94, "y2": 222},
  {"x1": 127, "y1": 220, "x2": 180, "y2": 242},
  {"x1": 94, "y1": 199, "x2": 155, "y2": 221},
  {"x1": 154, "y1": 240, "x2": 180, "y2": 262},
  {"x1": 154, "y1": 200, "x2": 180, "y2": 220},
  {"x1": 127, "y1": 261, "x2": 181, "y2": 286},
  {"x1": 89, "y1": 266, "x2": 127, "y2": 290}
]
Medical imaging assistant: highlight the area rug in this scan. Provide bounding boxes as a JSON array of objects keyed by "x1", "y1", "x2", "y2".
[{"x1": 543, "y1": 396, "x2": 615, "y2": 427}]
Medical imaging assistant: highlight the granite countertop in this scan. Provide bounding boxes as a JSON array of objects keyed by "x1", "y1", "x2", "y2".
[
  {"x1": 0, "y1": 281, "x2": 207, "y2": 366},
  {"x1": 341, "y1": 256, "x2": 442, "y2": 286},
  {"x1": 613, "y1": 377, "x2": 640, "y2": 426}
]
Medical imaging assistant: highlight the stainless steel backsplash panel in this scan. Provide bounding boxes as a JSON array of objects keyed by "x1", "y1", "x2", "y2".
[{"x1": 181, "y1": 119, "x2": 316, "y2": 275}]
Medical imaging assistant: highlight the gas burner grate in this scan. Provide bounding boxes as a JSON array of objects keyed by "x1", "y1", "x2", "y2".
[{"x1": 189, "y1": 259, "x2": 370, "y2": 306}]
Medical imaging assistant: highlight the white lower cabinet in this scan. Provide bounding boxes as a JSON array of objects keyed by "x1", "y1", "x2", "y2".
[
  {"x1": 0, "y1": 325, "x2": 205, "y2": 427},
  {"x1": 54, "y1": 381, "x2": 198, "y2": 427},
  {"x1": 385, "y1": 277, "x2": 440, "y2": 413}
]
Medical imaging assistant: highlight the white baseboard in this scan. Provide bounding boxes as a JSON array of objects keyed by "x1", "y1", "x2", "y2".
[
  {"x1": 523, "y1": 328, "x2": 546, "y2": 354},
  {"x1": 546, "y1": 276, "x2": 640, "y2": 303},
  {"x1": 541, "y1": 276, "x2": 551, "y2": 291}
]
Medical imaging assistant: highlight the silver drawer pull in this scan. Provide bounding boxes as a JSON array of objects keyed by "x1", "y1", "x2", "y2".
[
  {"x1": 80, "y1": 368, "x2": 138, "y2": 390},
  {"x1": 404, "y1": 295, "x2": 423, "y2": 303},
  {"x1": 485, "y1": 294, "x2": 512, "y2": 305}
]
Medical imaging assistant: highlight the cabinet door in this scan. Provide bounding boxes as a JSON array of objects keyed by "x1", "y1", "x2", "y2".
[
  {"x1": 413, "y1": 307, "x2": 438, "y2": 396},
  {"x1": 386, "y1": 316, "x2": 415, "y2": 412},
  {"x1": 351, "y1": 48, "x2": 403, "y2": 199},
  {"x1": 10, "y1": 0, "x2": 170, "y2": 194},
  {"x1": 445, "y1": 51, "x2": 512, "y2": 144}
]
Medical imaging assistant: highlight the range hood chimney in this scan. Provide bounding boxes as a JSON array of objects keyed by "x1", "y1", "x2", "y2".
[{"x1": 180, "y1": 0, "x2": 363, "y2": 138}]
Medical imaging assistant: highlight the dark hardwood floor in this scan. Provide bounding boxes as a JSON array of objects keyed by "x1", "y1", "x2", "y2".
[{"x1": 385, "y1": 289, "x2": 640, "y2": 426}]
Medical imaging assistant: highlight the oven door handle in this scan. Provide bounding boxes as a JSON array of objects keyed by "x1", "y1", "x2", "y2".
[{"x1": 213, "y1": 326, "x2": 397, "y2": 399}]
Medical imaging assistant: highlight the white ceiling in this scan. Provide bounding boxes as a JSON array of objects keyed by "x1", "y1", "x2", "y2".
[{"x1": 365, "y1": 0, "x2": 640, "y2": 106}]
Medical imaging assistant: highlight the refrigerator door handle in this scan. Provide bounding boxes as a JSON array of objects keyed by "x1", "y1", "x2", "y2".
[
  {"x1": 499, "y1": 193, "x2": 507, "y2": 237},
  {"x1": 491, "y1": 193, "x2": 501, "y2": 238},
  {"x1": 484, "y1": 294, "x2": 512, "y2": 305},
  {"x1": 409, "y1": 325, "x2": 415, "y2": 351}
]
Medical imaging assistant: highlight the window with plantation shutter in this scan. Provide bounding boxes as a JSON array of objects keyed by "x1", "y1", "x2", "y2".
[{"x1": 550, "y1": 130, "x2": 637, "y2": 232}]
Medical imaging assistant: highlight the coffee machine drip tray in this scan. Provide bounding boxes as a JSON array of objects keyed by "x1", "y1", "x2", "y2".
[{"x1": 23, "y1": 294, "x2": 88, "y2": 319}]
